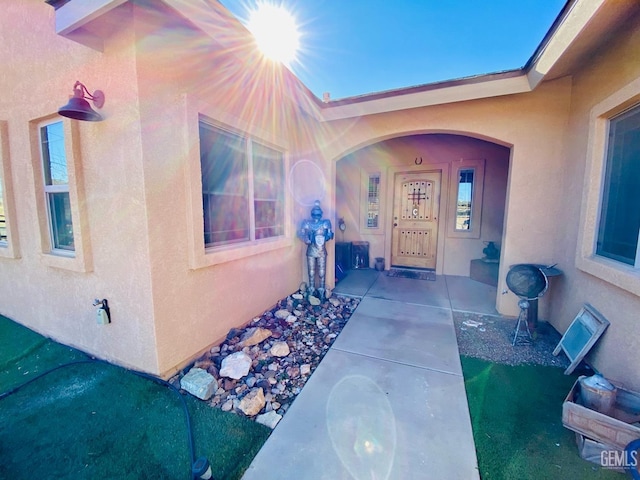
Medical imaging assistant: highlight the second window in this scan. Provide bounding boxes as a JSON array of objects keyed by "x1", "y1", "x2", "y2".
[{"x1": 199, "y1": 121, "x2": 284, "y2": 248}]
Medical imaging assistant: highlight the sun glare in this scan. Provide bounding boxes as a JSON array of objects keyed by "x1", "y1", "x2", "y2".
[{"x1": 247, "y1": 2, "x2": 300, "y2": 65}]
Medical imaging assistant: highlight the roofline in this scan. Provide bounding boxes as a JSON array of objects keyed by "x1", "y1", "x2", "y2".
[
  {"x1": 523, "y1": 0, "x2": 576, "y2": 72},
  {"x1": 318, "y1": 0, "x2": 608, "y2": 122},
  {"x1": 47, "y1": 0, "x2": 607, "y2": 122}
]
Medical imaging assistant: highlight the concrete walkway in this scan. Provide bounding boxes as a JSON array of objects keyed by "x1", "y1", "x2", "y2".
[{"x1": 243, "y1": 271, "x2": 498, "y2": 480}]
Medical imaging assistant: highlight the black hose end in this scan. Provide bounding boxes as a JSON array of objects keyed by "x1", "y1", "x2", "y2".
[{"x1": 192, "y1": 457, "x2": 212, "y2": 480}]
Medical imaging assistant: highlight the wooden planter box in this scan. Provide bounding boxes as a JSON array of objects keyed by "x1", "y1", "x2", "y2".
[{"x1": 563, "y1": 377, "x2": 640, "y2": 450}]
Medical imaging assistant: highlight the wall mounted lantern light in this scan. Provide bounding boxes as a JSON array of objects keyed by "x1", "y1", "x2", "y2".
[{"x1": 58, "y1": 81, "x2": 105, "y2": 122}]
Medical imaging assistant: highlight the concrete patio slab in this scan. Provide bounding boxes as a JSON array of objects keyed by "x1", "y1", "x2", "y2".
[
  {"x1": 366, "y1": 273, "x2": 450, "y2": 308},
  {"x1": 243, "y1": 271, "x2": 481, "y2": 479},
  {"x1": 242, "y1": 348, "x2": 479, "y2": 480},
  {"x1": 332, "y1": 297, "x2": 462, "y2": 375},
  {"x1": 445, "y1": 275, "x2": 499, "y2": 316},
  {"x1": 333, "y1": 269, "x2": 380, "y2": 297}
]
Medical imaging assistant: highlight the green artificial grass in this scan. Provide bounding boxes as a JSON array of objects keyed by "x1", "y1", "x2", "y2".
[
  {"x1": 0, "y1": 315, "x2": 271, "y2": 479},
  {"x1": 461, "y1": 356, "x2": 622, "y2": 480}
]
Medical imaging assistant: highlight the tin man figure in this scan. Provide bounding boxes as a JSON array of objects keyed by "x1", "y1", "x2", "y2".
[{"x1": 298, "y1": 200, "x2": 334, "y2": 301}]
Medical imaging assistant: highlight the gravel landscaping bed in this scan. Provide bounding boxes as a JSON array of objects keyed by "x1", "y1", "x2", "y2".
[
  {"x1": 172, "y1": 291, "x2": 571, "y2": 429},
  {"x1": 171, "y1": 290, "x2": 360, "y2": 428},
  {"x1": 453, "y1": 310, "x2": 570, "y2": 368}
]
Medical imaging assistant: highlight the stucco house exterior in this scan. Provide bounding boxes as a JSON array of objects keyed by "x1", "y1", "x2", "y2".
[{"x1": 1, "y1": 0, "x2": 639, "y2": 389}]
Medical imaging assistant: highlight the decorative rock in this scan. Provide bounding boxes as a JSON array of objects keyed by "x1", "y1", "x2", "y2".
[
  {"x1": 174, "y1": 293, "x2": 360, "y2": 426},
  {"x1": 256, "y1": 410, "x2": 282, "y2": 429},
  {"x1": 241, "y1": 327, "x2": 272, "y2": 347},
  {"x1": 226, "y1": 328, "x2": 243, "y2": 340},
  {"x1": 270, "y1": 342, "x2": 290, "y2": 357},
  {"x1": 206, "y1": 365, "x2": 219, "y2": 378},
  {"x1": 286, "y1": 366, "x2": 300, "y2": 378},
  {"x1": 220, "y1": 352, "x2": 252, "y2": 379},
  {"x1": 309, "y1": 296, "x2": 321, "y2": 306},
  {"x1": 180, "y1": 368, "x2": 217, "y2": 401},
  {"x1": 256, "y1": 379, "x2": 270, "y2": 390},
  {"x1": 239, "y1": 388, "x2": 265, "y2": 416}
]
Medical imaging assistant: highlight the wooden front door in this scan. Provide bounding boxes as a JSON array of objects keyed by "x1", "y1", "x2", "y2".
[{"x1": 391, "y1": 171, "x2": 440, "y2": 269}]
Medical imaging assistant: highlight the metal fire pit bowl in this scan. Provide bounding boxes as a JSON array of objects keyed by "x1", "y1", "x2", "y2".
[{"x1": 506, "y1": 264, "x2": 549, "y2": 300}]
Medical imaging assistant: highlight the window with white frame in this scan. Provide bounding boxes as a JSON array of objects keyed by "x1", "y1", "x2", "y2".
[
  {"x1": 455, "y1": 169, "x2": 474, "y2": 231},
  {"x1": 448, "y1": 159, "x2": 484, "y2": 238},
  {"x1": 40, "y1": 121, "x2": 74, "y2": 252},
  {"x1": 199, "y1": 121, "x2": 284, "y2": 248},
  {"x1": 596, "y1": 104, "x2": 640, "y2": 267},
  {"x1": 366, "y1": 173, "x2": 380, "y2": 228}
]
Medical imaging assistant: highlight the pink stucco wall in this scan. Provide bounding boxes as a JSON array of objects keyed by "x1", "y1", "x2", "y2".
[{"x1": 2, "y1": 0, "x2": 639, "y2": 391}]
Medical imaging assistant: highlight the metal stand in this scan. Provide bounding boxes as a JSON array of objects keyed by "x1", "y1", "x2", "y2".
[{"x1": 512, "y1": 299, "x2": 533, "y2": 346}]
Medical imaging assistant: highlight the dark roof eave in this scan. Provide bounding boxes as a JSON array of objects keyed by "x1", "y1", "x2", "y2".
[{"x1": 45, "y1": 0, "x2": 71, "y2": 9}]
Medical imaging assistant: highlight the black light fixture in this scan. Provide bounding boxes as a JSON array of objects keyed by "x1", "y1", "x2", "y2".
[{"x1": 58, "y1": 81, "x2": 105, "y2": 122}]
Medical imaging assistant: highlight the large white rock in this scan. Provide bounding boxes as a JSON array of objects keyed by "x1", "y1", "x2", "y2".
[
  {"x1": 180, "y1": 368, "x2": 217, "y2": 400},
  {"x1": 220, "y1": 352, "x2": 252, "y2": 379},
  {"x1": 274, "y1": 309, "x2": 290, "y2": 319},
  {"x1": 256, "y1": 410, "x2": 283, "y2": 429},
  {"x1": 270, "y1": 341, "x2": 290, "y2": 357}
]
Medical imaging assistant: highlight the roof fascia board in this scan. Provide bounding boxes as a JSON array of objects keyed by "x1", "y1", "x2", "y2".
[
  {"x1": 526, "y1": 0, "x2": 605, "y2": 89},
  {"x1": 54, "y1": 0, "x2": 127, "y2": 51},
  {"x1": 320, "y1": 74, "x2": 532, "y2": 122}
]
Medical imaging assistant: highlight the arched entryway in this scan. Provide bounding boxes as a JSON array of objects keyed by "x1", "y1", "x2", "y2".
[{"x1": 335, "y1": 133, "x2": 510, "y2": 281}]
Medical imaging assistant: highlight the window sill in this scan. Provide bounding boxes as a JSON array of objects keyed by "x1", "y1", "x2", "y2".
[
  {"x1": 41, "y1": 251, "x2": 91, "y2": 273},
  {"x1": 448, "y1": 229, "x2": 482, "y2": 239},
  {"x1": 190, "y1": 236, "x2": 294, "y2": 270},
  {"x1": 0, "y1": 244, "x2": 19, "y2": 259},
  {"x1": 576, "y1": 253, "x2": 640, "y2": 296}
]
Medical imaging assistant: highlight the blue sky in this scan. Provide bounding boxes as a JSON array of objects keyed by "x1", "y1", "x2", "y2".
[{"x1": 221, "y1": 0, "x2": 566, "y2": 100}]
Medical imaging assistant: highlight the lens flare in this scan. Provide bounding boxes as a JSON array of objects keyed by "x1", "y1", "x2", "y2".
[{"x1": 247, "y1": 2, "x2": 300, "y2": 65}]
